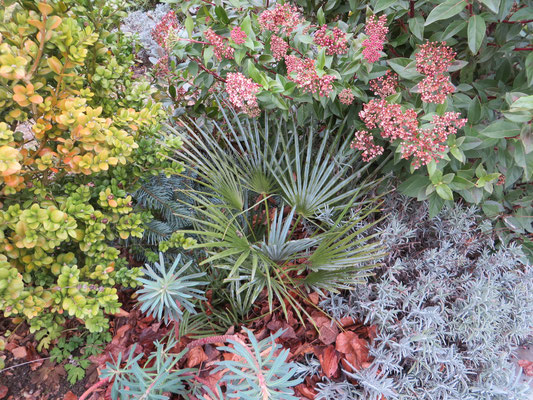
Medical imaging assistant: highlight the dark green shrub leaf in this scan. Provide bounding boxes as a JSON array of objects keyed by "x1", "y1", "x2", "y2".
[
  {"x1": 408, "y1": 17, "x2": 425, "y2": 41},
  {"x1": 467, "y1": 15, "x2": 486, "y2": 54},
  {"x1": 480, "y1": 120, "x2": 520, "y2": 138},
  {"x1": 436, "y1": 184, "x2": 454, "y2": 200},
  {"x1": 373, "y1": 0, "x2": 397, "y2": 12},
  {"x1": 398, "y1": 175, "x2": 430, "y2": 197},
  {"x1": 425, "y1": 0, "x2": 467, "y2": 26}
]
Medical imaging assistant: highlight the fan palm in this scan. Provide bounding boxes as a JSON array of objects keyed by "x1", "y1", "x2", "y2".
[{"x1": 166, "y1": 107, "x2": 385, "y2": 319}]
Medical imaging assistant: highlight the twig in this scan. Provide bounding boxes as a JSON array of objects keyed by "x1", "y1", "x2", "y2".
[{"x1": 0, "y1": 357, "x2": 51, "y2": 373}]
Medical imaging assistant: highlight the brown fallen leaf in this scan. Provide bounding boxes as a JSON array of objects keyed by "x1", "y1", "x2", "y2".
[
  {"x1": 518, "y1": 360, "x2": 533, "y2": 376},
  {"x1": 319, "y1": 323, "x2": 338, "y2": 345},
  {"x1": 295, "y1": 383, "x2": 316, "y2": 399},
  {"x1": 317, "y1": 345, "x2": 339, "y2": 378},
  {"x1": 186, "y1": 347, "x2": 208, "y2": 368},
  {"x1": 114, "y1": 308, "x2": 130, "y2": 317},
  {"x1": 336, "y1": 331, "x2": 369, "y2": 372},
  {"x1": 308, "y1": 292, "x2": 319, "y2": 305},
  {"x1": 64, "y1": 391, "x2": 77, "y2": 400},
  {"x1": 311, "y1": 314, "x2": 339, "y2": 345},
  {"x1": 11, "y1": 346, "x2": 27, "y2": 359}
]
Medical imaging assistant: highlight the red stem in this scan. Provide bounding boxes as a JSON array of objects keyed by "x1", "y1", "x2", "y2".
[
  {"x1": 501, "y1": 19, "x2": 533, "y2": 24},
  {"x1": 487, "y1": 43, "x2": 533, "y2": 51},
  {"x1": 189, "y1": 56, "x2": 227, "y2": 82},
  {"x1": 409, "y1": 0, "x2": 415, "y2": 18},
  {"x1": 79, "y1": 378, "x2": 109, "y2": 400},
  {"x1": 179, "y1": 38, "x2": 210, "y2": 45},
  {"x1": 388, "y1": 45, "x2": 400, "y2": 57},
  {"x1": 288, "y1": 45, "x2": 303, "y2": 57}
]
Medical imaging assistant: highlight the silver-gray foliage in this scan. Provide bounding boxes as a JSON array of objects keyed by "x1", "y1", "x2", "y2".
[
  {"x1": 317, "y1": 194, "x2": 533, "y2": 400},
  {"x1": 121, "y1": 4, "x2": 170, "y2": 62}
]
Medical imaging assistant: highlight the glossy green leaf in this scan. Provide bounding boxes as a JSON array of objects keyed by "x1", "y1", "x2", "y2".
[
  {"x1": 480, "y1": 120, "x2": 520, "y2": 138},
  {"x1": 526, "y1": 52, "x2": 533, "y2": 87},
  {"x1": 185, "y1": 14, "x2": 193, "y2": 38},
  {"x1": 481, "y1": 0, "x2": 500, "y2": 13},
  {"x1": 408, "y1": 17, "x2": 425, "y2": 41},
  {"x1": 215, "y1": 6, "x2": 230, "y2": 24},
  {"x1": 373, "y1": 0, "x2": 397, "y2": 12},
  {"x1": 398, "y1": 175, "x2": 430, "y2": 197},
  {"x1": 467, "y1": 15, "x2": 486, "y2": 54},
  {"x1": 436, "y1": 184, "x2": 454, "y2": 201},
  {"x1": 317, "y1": 7, "x2": 325, "y2": 25},
  {"x1": 425, "y1": 0, "x2": 467, "y2": 26}
]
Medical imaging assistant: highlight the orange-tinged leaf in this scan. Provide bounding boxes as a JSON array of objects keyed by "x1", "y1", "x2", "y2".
[
  {"x1": 27, "y1": 19, "x2": 45, "y2": 30},
  {"x1": 335, "y1": 331, "x2": 370, "y2": 372},
  {"x1": 46, "y1": 16, "x2": 62, "y2": 30},
  {"x1": 29, "y1": 94, "x2": 43, "y2": 104},
  {"x1": 47, "y1": 56, "x2": 62, "y2": 74},
  {"x1": 12, "y1": 94, "x2": 27, "y2": 104},
  {"x1": 108, "y1": 199, "x2": 118, "y2": 208},
  {"x1": 38, "y1": 2, "x2": 54, "y2": 16}
]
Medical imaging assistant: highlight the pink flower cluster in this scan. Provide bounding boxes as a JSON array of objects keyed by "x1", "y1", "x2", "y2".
[
  {"x1": 360, "y1": 99, "x2": 418, "y2": 142},
  {"x1": 353, "y1": 99, "x2": 466, "y2": 168},
  {"x1": 351, "y1": 130, "x2": 384, "y2": 161},
  {"x1": 204, "y1": 28, "x2": 234, "y2": 60},
  {"x1": 285, "y1": 55, "x2": 336, "y2": 97},
  {"x1": 401, "y1": 112, "x2": 467, "y2": 168},
  {"x1": 152, "y1": 11, "x2": 180, "y2": 50},
  {"x1": 416, "y1": 42, "x2": 456, "y2": 104},
  {"x1": 362, "y1": 15, "x2": 388, "y2": 63},
  {"x1": 369, "y1": 70, "x2": 398, "y2": 98},
  {"x1": 225, "y1": 72, "x2": 261, "y2": 117},
  {"x1": 270, "y1": 35, "x2": 288, "y2": 60},
  {"x1": 258, "y1": 3, "x2": 302, "y2": 35},
  {"x1": 314, "y1": 26, "x2": 348, "y2": 55},
  {"x1": 230, "y1": 26, "x2": 247, "y2": 45},
  {"x1": 339, "y1": 88, "x2": 355, "y2": 105},
  {"x1": 154, "y1": 55, "x2": 171, "y2": 78}
]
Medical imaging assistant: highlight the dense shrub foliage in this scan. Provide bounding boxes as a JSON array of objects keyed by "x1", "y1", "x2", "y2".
[
  {"x1": 0, "y1": 0, "x2": 182, "y2": 345},
  {"x1": 1, "y1": 0, "x2": 531, "y2": 399},
  {"x1": 139, "y1": 0, "x2": 533, "y2": 259}
]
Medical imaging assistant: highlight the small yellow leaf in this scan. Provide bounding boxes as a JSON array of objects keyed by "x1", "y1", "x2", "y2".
[{"x1": 108, "y1": 199, "x2": 118, "y2": 208}]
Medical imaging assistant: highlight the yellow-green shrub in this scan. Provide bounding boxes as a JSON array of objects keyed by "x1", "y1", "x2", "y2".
[{"x1": 0, "y1": 0, "x2": 182, "y2": 344}]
